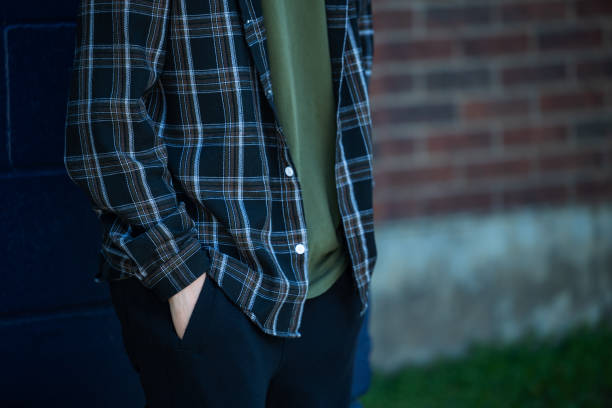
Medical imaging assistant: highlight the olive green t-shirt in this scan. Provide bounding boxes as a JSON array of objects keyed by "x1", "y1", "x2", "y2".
[{"x1": 261, "y1": 0, "x2": 350, "y2": 299}]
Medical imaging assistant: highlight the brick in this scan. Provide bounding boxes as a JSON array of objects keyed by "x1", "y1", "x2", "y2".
[
  {"x1": 502, "y1": 185, "x2": 569, "y2": 207},
  {"x1": 376, "y1": 39, "x2": 455, "y2": 61},
  {"x1": 376, "y1": 138, "x2": 415, "y2": 156},
  {"x1": 378, "y1": 192, "x2": 493, "y2": 218},
  {"x1": 577, "y1": 57, "x2": 612, "y2": 80},
  {"x1": 576, "y1": 0, "x2": 612, "y2": 16},
  {"x1": 501, "y1": 2, "x2": 567, "y2": 22},
  {"x1": 374, "y1": 199, "x2": 419, "y2": 221},
  {"x1": 539, "y1": 150, "x2": 605, "y2": 171},
  {"x1": 426, "y1": 68, "x2": 491, "y2": 90},
  {"x1": 465, "y1": 158, "x2": 532, "y2": 179},
  {"x1": 371, "y1": 72, "x2": 413, "y2": 95},
  {"x1": 427, "y1": 130, "x2": 491, "y2": 153},
  {"x1": 501, "y1": 63, "x2": 567, "y2": 86},
  {"x1": 372, "y1": 201, "x2": 389, "y2": 221},
  {"x1": 377, "y1": 165, "x2": 455, "y2": 187},
  {"x1": 503, "y1": 125, "x2": 568, "y2": 145},
  {"x1": 540, "y1": 91, "x2": 605, "y2": 112},
  {"x1": 462, "y1": 98, "x2": 530, "y2": 120},
  {"x1": 574, "y1": 119, "x2": 612, "y2": 140},
  {"x1": 425, "y1": 192, "x2": 493, "y2": 214},
  {"x1": 426, "y1": 6, "x2": 491, "y2": 28},
  {"x1": 374, "y1": 103, "x2": 456, "y2": 124},
  {"x1": 575, "y1": 177, "x2": 612, "y2": 200},
  {"x1": 463, "y1": 34, "x2": 530, "y2": 56},
  {"x1": 538, "y1": 28, "x2": 603, "y2": 51},
  {"x1": 375, "y1": 9, "x2": 413, "y2": 30}
]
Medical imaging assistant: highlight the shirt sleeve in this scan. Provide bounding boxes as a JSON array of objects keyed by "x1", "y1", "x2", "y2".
[
  {"x1": 63, "y1": 0, "x2": 211, "y2": 301},
  {"x1": 357, "y1": 0, "x2": 374, "y2": 90}
]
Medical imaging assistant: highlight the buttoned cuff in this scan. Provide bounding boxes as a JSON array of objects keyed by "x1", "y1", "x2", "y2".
[{"x1": 144, "y1": 246, "x2": 212, "y2": 302}]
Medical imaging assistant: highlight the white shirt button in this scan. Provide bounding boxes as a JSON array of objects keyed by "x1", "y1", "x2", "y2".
[
  {"x1": 284, "y1": 166, "x2": 294, "y2": 177},
  {"x1": 267, "y1": 89, "x2": 273, "y2": 96},
  {"x1": 295, "y1": 244, "x2": 305, "y2": 254}
]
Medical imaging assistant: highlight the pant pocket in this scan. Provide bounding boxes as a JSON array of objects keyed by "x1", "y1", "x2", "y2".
[{"x1": 171, "y1": 274, "x2": 218, "y2": 351}]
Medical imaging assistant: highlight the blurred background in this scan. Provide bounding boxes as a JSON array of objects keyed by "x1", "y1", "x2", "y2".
[
  {"x1": 1, "y1": 0, "x2": 611, "y2": 407},
  {"x1": 364, "y1": 0, "x2": 612, "y2": 406}
]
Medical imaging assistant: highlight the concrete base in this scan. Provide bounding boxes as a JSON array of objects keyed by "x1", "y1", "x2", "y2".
[{"x1": 369, "y1": 203, "x2": 612, "y2": 372}]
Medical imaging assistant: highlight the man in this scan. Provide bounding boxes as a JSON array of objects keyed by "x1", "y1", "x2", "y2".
[{"x1": 64, "y1": 0, "x2": 376, "y2": 406}]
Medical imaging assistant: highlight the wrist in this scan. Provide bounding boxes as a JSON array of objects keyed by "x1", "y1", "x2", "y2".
[{"x1": 169, "y1": 272, "x2": 207, "y2": 304}]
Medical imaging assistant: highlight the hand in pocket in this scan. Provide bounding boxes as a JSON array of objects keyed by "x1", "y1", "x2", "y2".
[{"x1": 168, "y1": 273, "x2": 207, "y2": 339}]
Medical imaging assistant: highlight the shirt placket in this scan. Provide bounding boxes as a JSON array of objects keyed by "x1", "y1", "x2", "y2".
[{"x1": 237, "y1": 0, "x2": 311, "y2": 291}]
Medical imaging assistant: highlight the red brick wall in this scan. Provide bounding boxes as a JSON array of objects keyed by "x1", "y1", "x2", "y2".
[{"x1": 371, "y1": 0, "x2": 612, "y2": 221}]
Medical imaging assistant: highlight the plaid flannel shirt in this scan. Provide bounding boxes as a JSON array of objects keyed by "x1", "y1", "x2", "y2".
[{"x1": 64, "y1": 0, "x2": 376, "y2": 338}]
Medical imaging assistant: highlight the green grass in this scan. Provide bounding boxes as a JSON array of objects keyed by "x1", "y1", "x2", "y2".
[{"x1": 360, "y1": 320, "x2": 612, "y2": 408}]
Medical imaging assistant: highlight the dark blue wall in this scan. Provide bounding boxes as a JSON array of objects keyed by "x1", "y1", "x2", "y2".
[{"x1": 0, "y1": 2, "x2": 144, "y2": 406}]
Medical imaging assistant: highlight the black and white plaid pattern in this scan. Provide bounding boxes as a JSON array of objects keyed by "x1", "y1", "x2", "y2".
[{"x1": 64, "y1": 0, "x2": 376, "y2": 338}]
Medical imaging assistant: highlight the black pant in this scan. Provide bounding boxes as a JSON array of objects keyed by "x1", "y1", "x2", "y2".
[{"x1": 109, "y1": 266, "x2": 365, "y2": 407}]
